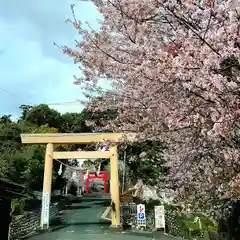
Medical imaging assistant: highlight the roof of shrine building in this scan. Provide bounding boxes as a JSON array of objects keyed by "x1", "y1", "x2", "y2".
[{"x1": 0, "y1": 178, "x2": 27, "y2": 199}]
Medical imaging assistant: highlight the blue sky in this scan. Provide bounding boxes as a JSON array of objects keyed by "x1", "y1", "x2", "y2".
[{"x1": 0, "y1": 0, "x2": 101, "y2": 119}]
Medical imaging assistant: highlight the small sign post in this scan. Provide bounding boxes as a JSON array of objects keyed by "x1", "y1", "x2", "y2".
[
  {"x1": 155, "y1": 205, "x2": 165, "y2": 232},
  {"x1": 41, "y1": 192, "x2": 50, "y2": 229},
  {"x1": 137, "y1": 204, "x2": 146, "y2": 229}
]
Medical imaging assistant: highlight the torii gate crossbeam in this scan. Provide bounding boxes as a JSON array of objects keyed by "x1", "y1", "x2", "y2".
[{"x1": 20, "y1": 132, "x2": 136, "y2": 229}]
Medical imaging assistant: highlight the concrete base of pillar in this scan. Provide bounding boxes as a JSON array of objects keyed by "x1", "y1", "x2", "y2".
[{"x1": 110, "y1": 224, "x2": 121, "y2": 229}]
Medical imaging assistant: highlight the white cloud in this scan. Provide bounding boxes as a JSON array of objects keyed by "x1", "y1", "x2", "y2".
[{"x1": 0, "y1": 0, "x2": 102, "y2": 118}]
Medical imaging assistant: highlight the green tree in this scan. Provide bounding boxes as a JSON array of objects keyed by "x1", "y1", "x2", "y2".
[
  {"x1": 19, "y1": 105, "x2": 32, "y2": 120},
  {"x1": 0, "y1": 114, "x2": 12, "y2": 123},
  {"x1": 5, "y1": 145, "x2": 46, "y2": 190},
  {"x1": 23, "y1": 104, "x2": 62, "y2": 128},
  {"x1": 0, "y1": 119, "x2": 22, "y2": 152},
  {"x1": 60, "y1": 112, "x2": 91, "y2": 133},
  {"x1": 0, "y1": 112, "x2": 60, "y2": 190}
]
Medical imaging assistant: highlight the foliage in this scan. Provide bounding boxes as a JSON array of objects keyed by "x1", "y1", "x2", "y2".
[
  {"x1": 32, "y1": 124, "x2": 58, "y2": 134},
  {"x1": 3, "y1": 145, "x2": 45, "y2": 190},
  {"x1": 22, "y1": 104, "x2": 62, "y2": 129},
  {"x1": 0, "y1": 155, "x2": 8, "y2": 178},
  {"x1": 82, "y1": 159, "x2": 98, "y2": 169},
  {"x1": 60, "y1": 111, "x2": 92, "y2": 133},
  {"x1": 0, "y1": 117, "x2": 22, "y2": 152},
  {"x1": 11, "y1": 199, "x2": 25, "y2": 215},
  {"x1": 119, "y1": 140, "x2": 168, "y2": 186}
]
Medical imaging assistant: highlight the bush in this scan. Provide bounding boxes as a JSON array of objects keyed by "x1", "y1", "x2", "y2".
[{"x1": 11, "y1": 199, "x2": 25, "y2": 215}]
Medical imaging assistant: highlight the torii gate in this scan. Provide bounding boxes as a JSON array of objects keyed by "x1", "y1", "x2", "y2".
[
  {"x1": 20, "y1": 132, "x2": 135, "y2": 229},
  {"x1": 84, "y1": 171, "x2": 110, "y2": 194}
]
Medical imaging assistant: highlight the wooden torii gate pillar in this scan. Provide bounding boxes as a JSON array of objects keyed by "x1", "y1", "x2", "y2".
[{"x1": 20, "y1": 133, "x2": 135, "y2": 229}]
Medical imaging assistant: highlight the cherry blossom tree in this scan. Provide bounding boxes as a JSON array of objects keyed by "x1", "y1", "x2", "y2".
[{"x1": 61, "y1": 0, "x2": 240, "y2": 218}]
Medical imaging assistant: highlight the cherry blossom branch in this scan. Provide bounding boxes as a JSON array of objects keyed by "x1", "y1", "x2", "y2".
[{"x1": 164, "y1": 6, "x2": 221, "y2": 55}]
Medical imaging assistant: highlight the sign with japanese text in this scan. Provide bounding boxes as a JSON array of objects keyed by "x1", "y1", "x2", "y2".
[
  {"x1": 154, "y1": 205, "x2": 165, "y2": 229},
  {"x1": 41, "y1": 192, "x2": 50, "y2": 226}
]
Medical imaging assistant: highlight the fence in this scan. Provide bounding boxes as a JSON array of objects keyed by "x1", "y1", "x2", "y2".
[
  {"x1": 120, "y1": 203, "x2": 137, "y2": 228},
  {"x1": 10, "y1": 202, "x2": 61, "y2": 239},
  {"x1": 120, "y1": 203, "x2": 156, "y2": 230}
]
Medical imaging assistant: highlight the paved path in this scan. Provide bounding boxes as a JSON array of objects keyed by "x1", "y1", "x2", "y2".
[{"x1": 27, "y1": 197, "x2": 173, "y2": 240}]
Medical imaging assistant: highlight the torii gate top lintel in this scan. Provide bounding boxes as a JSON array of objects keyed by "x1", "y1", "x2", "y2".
[{"x1": 20, "y1": 132, "x2": 136, "y2": 144}]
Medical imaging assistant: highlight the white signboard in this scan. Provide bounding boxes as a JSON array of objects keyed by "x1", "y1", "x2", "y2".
[
  {"x1": 154, "y1": 205, "x2": 165, "y2": 229},
  {"x1": 137, "y1": 204, "x2": 146, "y2": 228},
  {"x1": 41, "y1": 192, "x2": 50, "y2": 226}
]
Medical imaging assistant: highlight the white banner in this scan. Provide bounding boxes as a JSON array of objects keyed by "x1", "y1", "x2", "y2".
[
  {"x1": 41, "y1": 192, "x2": 50, "y2": 226},
  {"x1": 155, "y1": 205, "x2": 165, "y2": 229}
]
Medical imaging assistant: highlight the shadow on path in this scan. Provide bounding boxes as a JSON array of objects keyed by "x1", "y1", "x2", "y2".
[
  {"x1": 63, "y1": 205, "x2": 92, "y2": 210},
  {"x1": 51, "y1": 221, "x2": 111, "y2": 232}
]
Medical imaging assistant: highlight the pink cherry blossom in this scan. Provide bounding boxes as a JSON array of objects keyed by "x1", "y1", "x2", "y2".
[{"x1": 62, "y1": 0, "x2": 240, "y2": 218}]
